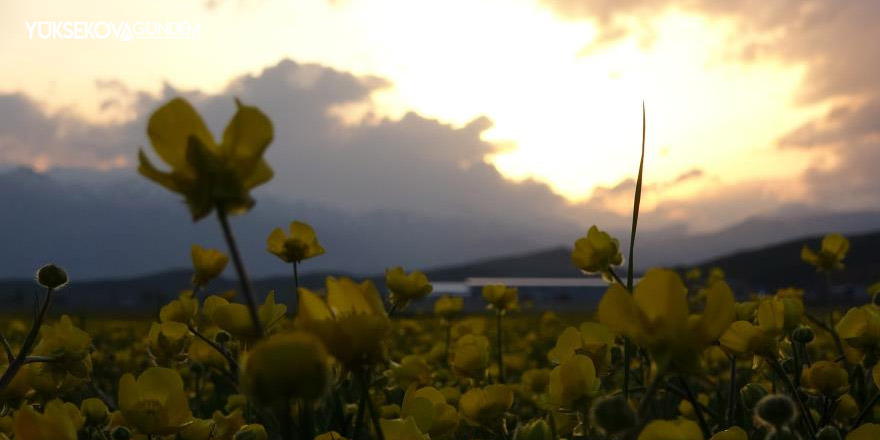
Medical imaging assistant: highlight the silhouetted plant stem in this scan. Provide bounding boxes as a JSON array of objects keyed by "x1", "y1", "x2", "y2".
[
  {"x1": 216, "y1": 207, "x2": 263, "y2": 339},
  {"x1": 496, "y1": 311, "x2": 505, "y2": 384},
  {"x1": 768, "y1": 357, "x2": 816, "y2": 438},
  {"x1": 678, "y1": 376, "x2": 711, "y2": 438},
  {"x1": 727, "y1": 355, "x2": 737, "y2": 428},
  {"x1": 445, "y1": 324, "x2": 452, "y2": 363},
  {"x1": 293, "y1": 262, "x2": 300, "y2": 291},
  {"x1": 0, "y1": 286, "x2": 54, "y2": 392},
  {"x1": 854, "y1": 391, "x2": 880, "y2": 427},
  {"x1": 362, "y1": 373, "x2": 386, "y2": 440},
  {"x1": 188, "y1": 324, "x2": 239, "y2": 379},
  {"x1": 0, "y1": 331, "x2": 14, "y2": 363}
]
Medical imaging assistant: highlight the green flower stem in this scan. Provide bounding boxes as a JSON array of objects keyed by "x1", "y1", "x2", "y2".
[
  {"x1": 805, "y1": 313, "x2": 844, "y2": 362},
  {"x1": 363, "y1": 378, "x2": 387, "y2": 440},
  {"x1": 0, "y1": 286, "x2": 55, "y2": 392},
  {"x1": 216, "y1": 207, "x2": 264, "y2": 339},
  {"x1": 727, "y1": 355, "x2": 737, "y2": 428},
  {"x1": 768, "y1": 357, "x2": 816, "y2": 439},
  {"x1": 853, "y1": 390, "x2": 880, "y2": 427},
  {"x1": 637, "y1": 373, "x2": 663, "y2": 420},
  {"x1": 445, "y1": 324, "x2": 452, "y2": 363},
  {"x1": 677, "y1": 376, "x2": 712, "y2": 438},
  {"x1": 353, "y1": 379, "x2": 368, "y2": 439},
  {"x1": 0, "y1": 331, "x2": 14, "y2": 363},
  {"x1": 496, "y1": 311, "x2": 505, "y2": 384},
  {"x1": 188, "y1": 324, "x2": 239, "y2": 379}
]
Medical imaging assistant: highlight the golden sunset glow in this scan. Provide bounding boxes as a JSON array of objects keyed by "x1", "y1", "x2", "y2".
[{"x1": 0, "y1": 0, "x2": 845, "y2": 211}]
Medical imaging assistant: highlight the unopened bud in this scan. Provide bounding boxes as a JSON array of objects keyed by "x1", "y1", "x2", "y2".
[
  {"x1": 36, "y1": 264, "x2": 68, "y2": 289},
  {"x1": 792, "y1": 326, "x2": 815, "y2": 344},
  {"x1": 755, "y1": 394, "x2": 797, "y2": 428}
]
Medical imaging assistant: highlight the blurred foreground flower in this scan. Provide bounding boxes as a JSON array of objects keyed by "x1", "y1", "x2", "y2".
[
  {"x1": 598, "y1": 269, "x2": 735, "y2": 371},
  {"x1": 801, "y1": 233, "x2": 849, "y2": 272},
  {"x1": 297, "y1": 277, "x2": 390, "y2": 368},
  {"x1": 138, "y1": 97, "x2": 274, "y2": 220}
]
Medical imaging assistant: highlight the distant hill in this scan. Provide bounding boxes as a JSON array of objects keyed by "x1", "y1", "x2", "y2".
[{"x1": 2, "y1": 229, "x2": 876, "y2": 313}]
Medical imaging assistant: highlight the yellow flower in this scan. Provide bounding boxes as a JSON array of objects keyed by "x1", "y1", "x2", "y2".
[
  {"x1": 206, "y1": 291, "x2": 286, "y2": 341},
  {"x1": 118, "y1": 367, "x2": 193, "y2": 436},
  {"x1": 709, "y1": 426, "x2": 747, "y2": 440},
  {"x1": 146, "y1": 321, "x2": 190, "y2": 365},
  {"x1": 547, "y1": 322, "x2": 614, "y2": 369},
  {"x1": 179, "y1": 418, "x2": 214, "y2": 440},
  {"x1": 389, "y1": 355, "x2": 433, "y2": 389},
  {"x1": 638, "y1": 418, "x2": 703, "y2": 440},
  {"x1": 450, "y1": 334, "x2": 490, "y2": 380},
  {"x1": 548, "y1": 354, "x2": 600, "y2": 410},
  {"x1": 719, "y1": 321, "x2": 776, "y2": 358},
  {"x1": 400, "y1": 385, "x2": 460, "y2": 439},
  {"x1": 138, "y1": 97, "x2": 274, "y2": 220},
  {"x1": 266, "y1": 221, "x2": 325, "y2": 263},
  {"x1": 514, "y1": 419, "x2": 553, "y2": 440},
  {"x1": 13, "y1": 400, "x2": 80, "y2": 440},
  {"x1": 847, "y1": 423, "x2": 880, "y2": 440},
  {"x1": 297, "y1": 277, "x2": 390, "y2": 368},
  {"x1": 802, "y1": 360, "x2": 849, "y2": 397},
  {"x1": 434, "y1": 295, "x2": 464, "y2": 321},
  {"x1": 520, "y1": 368, "x2": 551, "y2": 396},
  {"x1": 482, "y1": 284, "x2": 518, "y2": 313},
  {"x1": 386, "y1": 267, "x2": 433, "y2": 310},
  {"x1": 235, "y1": 424, "x2": 268, "y2": 440},
  {"x1": 191, "y1": 245, "x2": 229, "y2": 287},
  {"x1": 834, "y1": 393, "x2": 858, "y2": 424},
  {"x1": 836, "y1": 305, "x2": 880, "y2": 363},
  {"x1": 801, "y1": 233, "x2": 849, "y2": 272},
  {"x1": 159, "y1": 291, "x2": 199, "y2": 324},
  {"x1": 80, "y1": 398, "x2": 109, "y2": 426},
  {"x1": 598, "y1": 269, "x2": 735, "y2": 371},
  {"x1": 678, "y1": 394, "x2": 709, "y2": 420},
  {"x1": 242, "y1": 331, "x2": 329, "y2": 403},
  {"x1": 33, "y1": 315, "x2": 92, "y2": 380},
  {"x1": 459, "y1": 385, "x2": 514, "y2": 429},
  {"x1": 571, "y1": 226, "x2": 623, "y2": 274},
  {"x1": 379, "y1": 417, "x2": 430, "y2": 440}
]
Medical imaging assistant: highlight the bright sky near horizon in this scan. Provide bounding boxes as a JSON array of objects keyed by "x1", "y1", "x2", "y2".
[{"x1": 0, "y1": 0, "x2": 834, "y2": 210}]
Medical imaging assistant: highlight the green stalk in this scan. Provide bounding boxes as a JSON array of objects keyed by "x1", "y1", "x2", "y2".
[
  {"x1": 216, "y1": 207, "x2": 264, "y2": 339},
  {"x1": 0, "y1": 286, "x2": 55, "y2": 392},
  {"x1": 496, "y1": 311, "x2": 505, "y2": 384},
  {"x1": 622, "y1": 104, "x2": 647, "y2": 403}
]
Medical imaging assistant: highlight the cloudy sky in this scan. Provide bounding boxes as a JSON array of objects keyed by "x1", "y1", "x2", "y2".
[{"x1": 1, "y1": 0, "x2": 877, "y2": 234}]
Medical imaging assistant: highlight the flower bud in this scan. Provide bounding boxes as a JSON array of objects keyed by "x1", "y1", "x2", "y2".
[
  {"x1": 591, "y1": 396, "x2": 636, "y2": 436},
  {"x1": 755, "y1": 394, "x2": 796, "y2": 428},
  {"x1": 815, "y1": 426, "x2": 842, "y2": 440},
  {"x1": 791, "y1": 326, "x2": 815, "y2": 344},
  {"x1": 111, "y1": 426, "x2": 131, "y2": 440},
  {"x1": 214, "y1": 330, "x2": 231, "y2": 344},
  {"x1": 740, "y1": 383, "x2": 768, "y2": 410},
  {"x1": 36, "y1": 264, "x2": 68, "y2": 289},
  {"x1": 80, "y1": 398, "x2": 109, "y2": 426}
]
